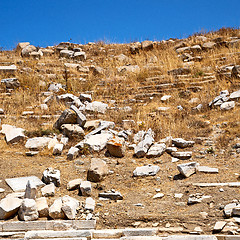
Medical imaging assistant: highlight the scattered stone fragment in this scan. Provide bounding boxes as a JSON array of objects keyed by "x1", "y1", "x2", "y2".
[
  {"x1": 26, "y1": 151, "x2": 39, "y2": 156},
  {"x1": 133, "y1": 165, "x2": 160, "y2": 177},
  {"x1": 85, "y1": 197, "x2": 95, "y2": 211},
  {"x1": 18, "y1": 198, "x2": 39, "y2": 221},
  {"x1": 146, "y1": 143, "x2": 166, "y2": 158},
  {"x1": 42, "y1": 167, "x2": 60, "y2": 187},
  {"x1": 49, "y1": 197, "x2": 65, "y2": 219},
  {"x1": 87, "y1": 158, "x2": 108, "y2": 182},
  {"x1": 48, "y1": 137, "x2": 59, "y2": 150},
  {"x1": 177, "y1": 162, "x2": 198, "y2": 177},
  {"x1": 232, "y1": 204, "x2": 240, "y2": 216},
  {"x1": 25, "y1": 137, "x2": 52, "y2": 150},
  {"x1": 1, "y1": 78, "x2": 20, "y2": 89},
  {"x1": 172, "y1": 138, "x2": 195, "y2": 148},
  {"x1": 85, "y1": 101, "x2": 108, "y2": 114},
  {"x1": 53, "y1": 143, "x2": 64, "y2": 155},
  {"x1": 0, "y1": 197, "x2": 22, "y2": 219},
  {"x1": 80, "y1": 93, "x2": 92, "y2": 102},
  {"x1": 67, "y1": 178, "x2": 82, "y2": 190},
  {"x1": 53, "y1": 109, "x2": 77, "y2": 129},
  {"x1": 61, "y1": 195, "x2": 79, "y2": 220},
  {"x1": 213, "y1": 221, "x2": 227, "y2": 232},
  {"x1": 99, "y1": 190, "x2": 123, "y2": 200},
  {"x1": 196, "y1": 166, "x2": 218, "y2": 173},
  {"x1": 171, "y1": 151, "x2": 192, "y2": 160},
  {"x1": 229, "y1": 89, "x2": 240, "y2": 100},
  {"x1": 106, "y1": 136, "x2": 125, "y2": 157},
  {"x1": 80, "y1": 181, "x2": 92, "y2": 196},
  {"x1": 61, "y1": 124, "x2": 85, "y2": 140},
  {"x1": 153, "y1": 193, "x2": 164, "y2": 199},
  {"x1": 24, "y1": 180, "x2": 37, "y2": 199},
  {"x1": 36, "y1": 197, "x2": 49, "y2": 217},
  {"x1": 220, "y1": 101, "x2": 235, "y2": 110},
  {"x1": 188, "y1": 193, "x2": 211, "y2": 204},
  {"x1": 174, "y1": 193, "x2": 183, "y2": 198},
  {"x1": 70, "y1": 105, "x2": 86, "y2": 127},
  {"x1": 1, "y1": 124, "x2": 25, "y2": 144},
  {"x1": 41, "y1": 183, "x2": 55, "y2": 197},
  {"x1": 67, "y1": 146, "x2": 80, "y2": 160}
]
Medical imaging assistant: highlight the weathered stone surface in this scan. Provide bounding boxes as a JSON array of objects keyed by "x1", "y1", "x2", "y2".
[
  {"x1": 133, "y1": 165, "x2": 160, "y2": 177},
  {"x1": 84, "y1": 119, "x2": 101, "y2": 130},
  {"x1": 21, "y1": 45, "x2": 37, "y2": 57},
  {"x1": 53, "y1": 143, "x2": 64, "y2": 155},
  {"x1": 188, "y1": 193, "x2": 211, "y2": 205},
  {"x1": 106, "y1": 136, "x2": 125, "y2": 157},
  {"x1": 171, "y1": 151, "x2": 192, "y2": 160},
  {"x1": 18, "y1": 199, "x2": 39, "y2": 221},
  {"x1": 1, "y1": 124, "x2": 25, "y2": 144},
  {"x1": 229, "y1": 89, "x2": 240, "y2": 100},
  {"x1": 36, "y1": 197, "x2": 49, "y2": 217},
  {"x1": 61, "y1": 124, "x2": 85, "y2": 140},
  {"x1": 85, "y1": 197, "x2": 95, "y2": 211},
  {"x1": 41, "y1": 183, "x2": 55, "y2": 197},
  {"x1": 73, "y1": 51, "x2": 86, "y2": 61},
  {"x1": 202, "y1": 41, "x2": 216, "y2": 50},
  {"x1": 0, "y1": 197, "x2": 22, "y2": 220},
  {"x1": 172, "y1": 138, "x2": 195, "y2": 148},
  {"x1": 67, "y1": 146, "x2": 80, "y2": 160},
  {"x1": 49, "y1": 198, "x2": 65, "y2": 219},
  {"x1": 62, "y1": 195, "x2": 79, "y2": 220},
  {"x1": 2, "y1": 220, "x2": 47, "y2": 231},
  {"x1": 24, "y1": 180, "x2": 37, "y2": 199},
  {"x1": 99, "y1": 190, "x2": 123, "y2": 200},
  {"x1": 196, "y1": 166, "x2": 218, "y2": 173},
  {"x1": 220, "y1": 101, "x2": 235, "y2": 110},
  {"x1": 83, "y1": 132, "x2": 113, "y2": 152},
  {"x1": 141, "y1": 40, "x2": 154, "y2": 50},
  {"x1": 42, "y1": 167, "x2": 60, "y2": 187},
  {"x1": 79, "y1": 181, "x2": 91, "y2": 196},
  {"x1": 122, "y1": 228, "x2": 157, "y2": 236},
  {"x1": 85, "y1": 101, "x2": 108, "y2": 114},
  {"x1": 16, "y1": 42, "x2": 30, "y2": 51},
  {"x1": 25, "y1": 137, "x2": 52, "y2": 150},
  {"x1": 164, "y1": 236, "x2": 217, "y2": 240},
  {"x1": 5, "y1": 176, "x2": 44, "y2": 192},
  {"x1": 85, "y1": 120, "x2": 114, "y2": 137},
  {"x1": 67, "y1": 179, "x2": 82, "y2": 190},
  {"x1": 213, "y1": 221, "x2": 227, "y2": 232},
  {"x1": 146, "y1": 143, "x2": 166, "y2": 158},
  {"x1": 1, "y1": 78, "x2": 20, "y2": 89},
  {"x1": 224, "y1": 203, "x2": 237, "y2": 217},
  {"x1": 53, "y1": 109, "x2": 77, "y2": 129},
  {"x1": 60, "y1": 49, "x2": 74, "y2": 58},
  {"x1": 70, "y1": 105, "x2": 86, "y2": 127},
  {"x1": 232, "y1": 204, "x2": 240, "y2": 216},
  {"x1": 177, "y1": 162, "x2": 198, "y2": 177},
  {"x1": 93, "y1": 229, "x2": 123, "y2": 239},
  {"x1": 87, "y1": 158, "x2": 108, "y2": 182}
]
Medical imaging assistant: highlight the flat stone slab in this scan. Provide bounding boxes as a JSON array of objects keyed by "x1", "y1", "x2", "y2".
[
  {"x1": 193, "y1": 182, "x2": 240, "y2": 187},
  {"x1": 5, "y1": 176, "x2": 45, "y2": 192}
]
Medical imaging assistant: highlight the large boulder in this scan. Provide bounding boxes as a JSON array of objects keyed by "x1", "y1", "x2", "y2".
[
  {"x1": 87, "y1": 158, "x2": 108, "y2": 182},
  {"x1": 0, "y1": 197, "x2": 22, "y2": 220},
  {"x1": 18, "y1": 199, "x2": 39, "y2": 221}
]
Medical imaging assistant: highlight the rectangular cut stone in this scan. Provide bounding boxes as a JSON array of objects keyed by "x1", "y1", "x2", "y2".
[
  {"x1": 164, "y1": 236, "x2": 218, "y2": 240},
  {"x1": 216, "y1": 236, "x2": 240, "y2": 240},
  {"x1": 158, "y1": 227, "x2": 183, "y2": 233},
  {"x1": 72, "y1": 220, "x2": 96, "y2": 229},
  {"x1": 193, "y1": 182, "x2": 240, "y2": 187},
  {"x1": 5, "y1": 176, "x2": 44, "y2": 192},
  {"x1": 0, "y1": 231, "x2": 25, "y2": 238},
  {"x1": 123, "y1": 228, "x2": 157, "y2": 237},
  {"x1": 46, "y1": 220, "x2": 73, "y2": 231},
  {"x1": 93, "y1": 229, "x2": 123, "y2": 238},
  {"x1": 120, "y1": 237, "x2": 163, "y2": 240},
  {"x1": 2, "y1": 221, "x2": 46, "y2": 232},
  {"x1": 25, "y1": 230, "x2": 92, "y2": 239}
]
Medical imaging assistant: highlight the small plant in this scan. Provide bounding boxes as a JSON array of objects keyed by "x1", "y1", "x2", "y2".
[{"x1": 206, "y1": 147, "x2": 215, "y2": 154}]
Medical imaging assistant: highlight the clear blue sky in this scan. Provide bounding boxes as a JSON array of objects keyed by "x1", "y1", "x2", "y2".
[{"x1": 1, "y1": 0, "x2": 239, "y2": 50}]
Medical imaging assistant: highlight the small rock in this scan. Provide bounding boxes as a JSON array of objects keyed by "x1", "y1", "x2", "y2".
[
  {"x1": 87, "y1": 158, "x2": 108, "y2": 182},
  {"x1": 213, "y1": 221, "x2": 227, "y2": 232},
  {"x1": 36, "y1": 197, "x2": 49, "y2": 217},
  {"x1": 49, "y1": 198, "x2": 65, "y2": 219},
  {"x1": 61, "y1": 195, "x2": 79, "y2": 220},
  {"x1": 67, "y1": 147, "x2": 79, "y2": 160},
  {"x1": 42, "y1": 167, "x2": 60, "y2": 187},
  {"x1": 177, "y1": 162, "x2": 198, "y2": 177},
  {"x1": 99, "y1": 190, "x2": 123, "y2": 200},
  {"x1": 53, "y1": 143, "x2": 64, "y2": 155},
  {"x1": 106, "y1": 136, "x2": 125, "y2": 157},
  {"x1": 133, "y1": 164, "x2": 160, "y2": 177},
  {"x1": 41, "y1": 183, "x2": 55, "y2": 197},
  {"x1": 80, "y1": 181, "x2": 92, "y2": 196},
  {"x1": 0, "y1": 197, "x2": 22, "y2": 220},
  {"x1": 67, "y1": 179, "x2": 82, "y2": 190},
  {"x1": 172, "y1": 138, "x2": 195, "y2": 148},
  {"x1": 153, "y1": 193, "x2": 164, "y2": 199},
  {"x1": 85, "y1": 197, "x2": 95, "y2": 211},
  {"x1": 171, "y1": 151, "x2": 192, "y2": 160}
]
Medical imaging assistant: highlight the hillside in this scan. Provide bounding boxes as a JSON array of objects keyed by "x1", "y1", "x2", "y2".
[{"x1": 0, "y1": 27, "x2": 240, "y2": 235}]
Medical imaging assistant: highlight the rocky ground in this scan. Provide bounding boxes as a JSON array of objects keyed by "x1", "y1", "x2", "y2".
[{"x1": 0, "y1": 27, "x2": 240, "y2": 235}]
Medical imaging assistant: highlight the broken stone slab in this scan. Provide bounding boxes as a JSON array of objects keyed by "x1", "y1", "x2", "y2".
[
  {"x1": 224, "y1": 203, "x2": 238, "y2": 217},
  {"x1": 85, "y1": 121, "x2": 115, "y2": 138},
  {"x1": 67, "y1": 179, "x2": 82, "y2": 191},
  {"x1": 80, "y1": 181, "x2": 91, "y2": 196},
  {"x1": 171, "y1": 151, "x2": 192, "y2": 160},
  {"x1": 24, "y1": 180, "x2": 37, "y2": 199},
  {"x1": 18, "y1": 199, "x2": 39, "y2": 221},
  {"x1": 177, "y1": 162, "x2": 199, "y2": 178},
  {"x1": 25, "y1": 137, "x2": 52, "y2": 150},
  {"x1": 0, "y1": 197, "x2": 22, "y2": 220},
  {"x1": 49, "y1": 198, "x2": 65, "y2": 219},
  {"x1": 1, "y1": 124, "x2": 25, "y2": 144},
  {"x1": 41, "y1": 183, "x2": 55, "y2": 197},
  {"x1": 232, "y1": 205, "x2": 240, "y2": 216},
  {"x1": 61, "y1": 124, "x2": 85, "y2": 140},
  {"x1": 229, "y1": 89, "x2": 240, "y2": 100},
  {"x1": 153, "y1": 193, "x2": 164, "y2": 199},
  {"x1": 192, "y1": 182, "x2": 240, "y2": 187},
  {"x1": 106, "y1": 136, "x2": 125, "y2": 157},
  {"x1": 87, "y1": 158, "x2": 108, "y2": 182},
  {"x1": 133, "y1": 165, "x2": 160, "y2": 177},
  {"x1": 53, "y1": 143, "x2": 64, "y2": 155},
  {"x1": 196, "y1": 166, "x2": 218, "y2": 173},
  {"x1": 70, "y1": 105, "x2": 86, "y2": 127},
  {"x1": 42, "y1": 168, "x2": 60, "y2": 187},
  {"x1": 62, "y1": 195, "x2": 79, "y2": 220},
  {"x1": 26, "y1": 151, "x2": 39, "y2": 156},
  {"x1": 5, "y1": 176, "x2": 45, "y2": 192},
  {"x1": 213, "y1": 221, "x2": 227, "y2": 232},
  {"x1": 81, "y1": 132, "x2": 113, "y2": 152},
  {"x1": 146, "y1": 143, "x2": 166, "y2": 158},
  {"x1": 99, "y1": 190, "x2": 123, "y2": 200},
  {"x1": 85, "y1": 197, "x2": 95, "y2": 211},
  {"x1": 0, "y1": 65, "x2": 17, "y2": 73},
  {"x1": 36, "y1": 197, "x2": 49, "y2": 217},
  {"x1": 25, "y1": 230, "x2": 92, "y2": 239},
  {"x1": 79, "y1": 93, "x2": 92, "y2": 103},
  {"x1": 172, "y1": 138, "x2": 195, "y2": 148},
  {"x1": 220, "y1": 101, "x2": 235, "y2": 110},
  {"x1": 67, "y1": 147, "x2": 80, "y2": 160},
  {"x1": 53, "y1": 109, "x2": 77, "y2": 129},
  {"x1": 188, "y1": 193, "x2": 211, "y2": 205}
]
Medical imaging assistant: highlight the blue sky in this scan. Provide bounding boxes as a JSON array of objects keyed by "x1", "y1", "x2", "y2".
[{"x1": 1, "y1": 0, "x2": 240, "y2": 50}]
